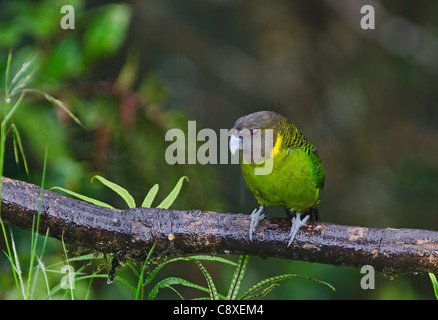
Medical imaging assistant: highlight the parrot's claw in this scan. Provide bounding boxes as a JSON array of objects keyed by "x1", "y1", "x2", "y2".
[
  {"x1": 287, "y1": 213, "x2": 309, "y2": 247},
  {"x1": 249, "y1": 206, "x2": 265, "y2": 242}
]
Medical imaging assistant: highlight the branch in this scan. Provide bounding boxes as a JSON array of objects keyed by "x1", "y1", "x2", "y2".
[{"x1": 1, "y1": 177, "x2": 437, "y2": 274}]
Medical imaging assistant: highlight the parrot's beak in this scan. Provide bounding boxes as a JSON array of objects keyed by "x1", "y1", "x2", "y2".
[{"x1": 229, "y1": 134, "x2": 242, "y2": 155}]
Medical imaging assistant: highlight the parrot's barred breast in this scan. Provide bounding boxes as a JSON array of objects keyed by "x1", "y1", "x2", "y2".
[{"x1": 241, "y1": 146, "x2": 320, "y2": 213}]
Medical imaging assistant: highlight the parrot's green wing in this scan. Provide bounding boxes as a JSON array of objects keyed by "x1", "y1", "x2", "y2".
[
  {"x1": 309, "y1": 147, "x2": 324, "y2": 190},
  {"x1": 284, "y1": 129, "x2": 325, "y2": 191}
]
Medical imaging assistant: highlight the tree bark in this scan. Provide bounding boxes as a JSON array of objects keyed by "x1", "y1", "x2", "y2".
[{"x1": 1, "y1": 177, "x2": 437, "y2": 274}]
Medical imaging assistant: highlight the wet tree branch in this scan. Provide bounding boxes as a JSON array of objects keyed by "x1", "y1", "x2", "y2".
[{"x1": 1, "y1": 177, "x2": 437, "y2": 274}]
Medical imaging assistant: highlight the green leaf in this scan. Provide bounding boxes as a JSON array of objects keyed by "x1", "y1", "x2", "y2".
[
  {"x1": 18, "y1": 88, "x2": 84, "y2": 129},
  {"x1": 193, "y1": 260, "x2": 219, "y2": 300},
  {"x1": 5, "y1": 49, "x2": 12, "y2": 98},
  {"x1": 144, "y1": 255, "x2": 236, "y2": 287},
  {"x1": 10, "y1": 55, "x2": 36, "y2": 89},
  {"x1": 84, "y1": 4, "x2": 132, "y2": 61},
  {"x1": 44, "y1": 274, "x2": 136, "y2": 300},
  {"x1": 157, "y1": 176, "x2": 188, "y2": 209},
  {"x1": 42, "y1": 92, "x2": 84, "y2": 129},
  {"x1": 141, "y1": 184, "x2": 159, "y2": 208},
  {"x1": 46, "y1": 253, "x2": 104, "y2": 269},
  {"x1": 226, "y1": 255, "x2": 249, "y2": 300},
  {"x1": 187, "y1": 255, "x2": 237, "y2": 266},
  {"x1": 9, "y1": 54, "x2": 37, "y2": 97},
  {"x1": 244, "y1": 283, "x2": 279, "y2": 300},
  {"x1": 51, "y1": 186, "x2": 114, "y2": 209},
  {"x1": 147, "y1": 277, "x2": 211, "y2": 300},
  {"x1": 135, "y1": 242, "x2": 157, "y2": 300},
  {"x1": 91, "y1": 175, "x2": 136, "y2": 208},
  {"x1": 166, "y1": 285, "x2": 185, "y2": 300},
  {"x1": 239, "y1": 273, "x2": 335, "y2": 300},
  {"x1": 26, "y1": 145, "x2": 49, "y2": 300},
  {"x1": 11, "y1": 124, "x2": 29, "y2": 177},
  {"x1": 45, "y1": 35, "x2": 84, "y2": 80},
  {"x1": 429, "y1": 273, "x2": 438, "y2": 300},
  {"x1": 145, "y1": 257, "x2": 186, "y2": 286},
  {"x1": 2, "y1": 90, "x2": 25, "y2": 127}
]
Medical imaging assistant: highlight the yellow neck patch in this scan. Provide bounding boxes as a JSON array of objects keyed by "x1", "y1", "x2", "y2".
[{"x1": 272, "y1": 133, "x2": 282, "y2": 158}]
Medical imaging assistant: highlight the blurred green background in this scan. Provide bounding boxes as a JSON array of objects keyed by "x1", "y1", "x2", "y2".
[{"x1": 0, "y1": 0, "x2": 437, "y2": 299}]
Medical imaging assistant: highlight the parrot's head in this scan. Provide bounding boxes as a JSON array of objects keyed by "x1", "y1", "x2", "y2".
[{"x1": 229, "y1": 111, "x2": 286, "y2": 164}]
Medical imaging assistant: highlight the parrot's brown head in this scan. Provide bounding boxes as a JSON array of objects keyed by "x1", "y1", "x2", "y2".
[{"x1": 229, "y1": 111, "x2": 288, "y2": 164}]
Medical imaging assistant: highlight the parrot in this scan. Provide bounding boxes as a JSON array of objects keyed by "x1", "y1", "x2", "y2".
[{"x1": 229, "y1": 111, "x2": 324, "y2": 247}]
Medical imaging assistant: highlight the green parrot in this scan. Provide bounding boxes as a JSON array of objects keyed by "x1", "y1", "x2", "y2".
[{"x1": 229, "y1": 111, "x2": 324, "y2": 246}]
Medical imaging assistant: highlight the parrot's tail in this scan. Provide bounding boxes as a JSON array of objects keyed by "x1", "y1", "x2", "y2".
[
  {"x1": 307, "y1": 206, "x2": 320, "y2": 222},
  {"x1": 284, "y1": 206, "x2": 320, "y2": 222}
]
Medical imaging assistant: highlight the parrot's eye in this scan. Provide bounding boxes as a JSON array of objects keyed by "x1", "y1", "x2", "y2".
[{"x1": 250, "y1": 129, "x2": 260, "y2": 137}]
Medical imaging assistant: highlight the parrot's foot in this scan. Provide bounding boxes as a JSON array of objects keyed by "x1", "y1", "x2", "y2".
[
  {"x1": 287, "y1": 213, "x2": 309, "y2": 247},
  {"x1": 249, "y1": 206, "x2": 265, "y2": 242}
]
